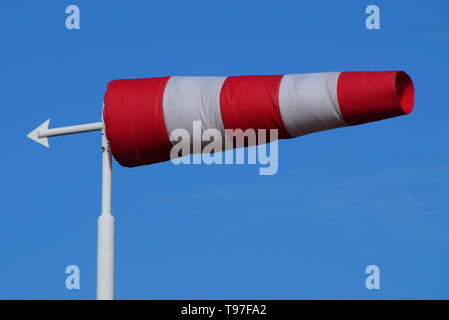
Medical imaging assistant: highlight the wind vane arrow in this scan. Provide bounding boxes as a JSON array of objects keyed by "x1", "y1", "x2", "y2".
[{"x1": 27, "y1": 119, "x2": 104, "y2": 147}]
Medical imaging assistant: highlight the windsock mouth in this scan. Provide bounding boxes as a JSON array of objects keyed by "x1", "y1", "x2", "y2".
[
  {"x1": 337, "y1": 70, "x2": 415, "y2": 125},
  {"x1": 395, "y1": 71, "x2": 414, "y2": 115}
]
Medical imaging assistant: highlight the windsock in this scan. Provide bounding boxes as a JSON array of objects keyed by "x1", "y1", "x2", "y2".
[{"x1": 103, "y1": 71, "x2": 414, "y2": 167}]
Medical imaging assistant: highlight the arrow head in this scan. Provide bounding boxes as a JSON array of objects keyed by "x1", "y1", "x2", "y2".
[{"x1": 27, "y1": 119, "x2": 50, "y2": 148}]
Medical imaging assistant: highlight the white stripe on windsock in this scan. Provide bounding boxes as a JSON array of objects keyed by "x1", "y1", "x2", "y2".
[
  {"x1": 163, "y1": 76, "x2": 227, "y2": 141},
  {"x1": 278, "y1": 72, "x2": 346, "y2": 137}
]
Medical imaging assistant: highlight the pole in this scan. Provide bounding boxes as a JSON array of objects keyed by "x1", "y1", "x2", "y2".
[
  {"x1": 27, "y1": 119, "x2": 114, "y2": 299},
  {"x1": 97, "y1": 127, "x2": 115, "y2": 300}
]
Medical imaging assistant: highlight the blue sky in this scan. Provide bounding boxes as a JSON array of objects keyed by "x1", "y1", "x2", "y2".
[{"x1": 0, "y1": 0, "x2": 448, "y2": 299}]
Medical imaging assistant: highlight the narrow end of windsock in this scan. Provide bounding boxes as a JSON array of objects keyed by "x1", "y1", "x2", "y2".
[{"x1": 337, "y1": 71, "x2": 414, "y2": 125}]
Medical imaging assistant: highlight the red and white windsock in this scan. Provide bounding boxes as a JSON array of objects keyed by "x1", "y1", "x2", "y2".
[{"x1": 103, "y1": 71, "x2": 414, "y2": 167}]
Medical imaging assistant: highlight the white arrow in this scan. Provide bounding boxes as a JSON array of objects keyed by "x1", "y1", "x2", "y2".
[
  {"x1": 27, "y1": 119, "x2": 104, "y2": 147},
  {"x1": 27, "y1": 117, "x2": 115, "y2": 300}
]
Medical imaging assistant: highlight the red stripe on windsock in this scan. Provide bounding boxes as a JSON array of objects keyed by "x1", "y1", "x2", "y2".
[
  {"x1": 103, "y1": 77, "x2": 172, "y2": 167},
  {"x1": 220, "y1": 75, "x2": 291, "y2": 139},
  {"x1": 337, "y1": 71, "x2": 414, "y2": 125}
]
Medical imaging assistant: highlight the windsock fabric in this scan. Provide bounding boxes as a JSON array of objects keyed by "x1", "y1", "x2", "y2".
[{"x1": 103, "y1": 71, "x2": 414, "y2": 167}]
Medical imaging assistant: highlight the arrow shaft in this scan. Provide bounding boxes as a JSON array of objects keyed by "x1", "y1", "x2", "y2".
[{"x1": 38, "y1": 122, "x2": 104, "y2": 138}]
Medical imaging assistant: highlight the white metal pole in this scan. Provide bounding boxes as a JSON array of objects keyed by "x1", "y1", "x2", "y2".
[{"x1": 97, "y1": 127, "x2": 115, "y2": 300}]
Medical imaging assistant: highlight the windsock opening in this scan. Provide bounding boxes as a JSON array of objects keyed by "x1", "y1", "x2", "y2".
[
  {"x1": 337, "y1": 71, "x2": 414, "y2": 125},
  {"x1": 396, "y1": 71, "x2": 414, "y2": 115}
]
